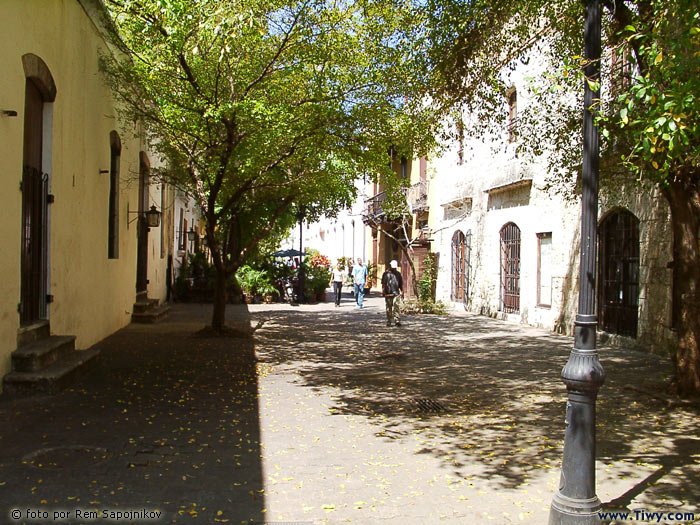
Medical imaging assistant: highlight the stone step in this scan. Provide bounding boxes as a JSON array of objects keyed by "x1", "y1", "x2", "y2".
[
  {"x1": 132, "y1": 302, "x2": 152, "y2": 314},
  {"x1": 17, "y1": 320, "x2": 50, "y2": 347},
  {"x1": 132, "y1": 298, "x2": 161, "y2": 314},
  {"x1": 11, "y1": 335, "x2": 76, "y2": 373},
  {"x1": 2, "y1": 348, "x2": 100, "y2": 397},
  {"x1": 131, "y1": 304, "x2": 171, "y2": 324}
]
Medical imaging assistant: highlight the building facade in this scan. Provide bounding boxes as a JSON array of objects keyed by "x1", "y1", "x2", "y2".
[
  {"x1": 0, "y1": 0, "x2": 172, "y2": 393},
  {"x1": 285, "y1": 179, "x2": 368, "y2": 266},
  {"x1": 426, "y1": 45, "x2": 675, "y2": 353}
]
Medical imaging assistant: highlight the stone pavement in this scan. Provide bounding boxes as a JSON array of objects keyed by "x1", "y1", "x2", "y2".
[{"x1": 0, "y1": 293, "x2": 698, "y2": 524}]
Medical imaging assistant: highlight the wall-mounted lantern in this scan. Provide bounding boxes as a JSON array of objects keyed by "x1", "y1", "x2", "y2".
[{"x1": 145, "y1": 205, "x2": 161, "y2": 228}]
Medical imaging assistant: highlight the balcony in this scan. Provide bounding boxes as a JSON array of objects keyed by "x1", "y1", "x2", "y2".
[
  {"x1": 407, "y1": 180, "x2": 429, "y2": 214},
  {"x1": 363, "y1": 191, "x2": 387, "y2": 224},
  {"x1": 484, "y1": 159, "x2": 532, "y2": 194}
]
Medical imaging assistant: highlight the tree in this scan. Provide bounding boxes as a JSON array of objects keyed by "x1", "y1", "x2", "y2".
[
  {"x1": 424, "y1": 0, "x2": 700, "y2": 395},
  {"x1": 101, "y1": 0, "x2": 440, "y2": 331}
]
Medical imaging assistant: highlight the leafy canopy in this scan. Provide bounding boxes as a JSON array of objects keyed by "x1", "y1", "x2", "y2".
[{"x1": 102, "y1": 0, "x2": 441, "y2": 261}]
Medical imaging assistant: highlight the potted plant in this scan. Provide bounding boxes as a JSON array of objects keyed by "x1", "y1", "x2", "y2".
[
  {"x1": 364, "y1": 261, "x2": 378, "y2": 296},
  {"x1": 237, "y1": 266, "x2": 278, "y2": 303}
]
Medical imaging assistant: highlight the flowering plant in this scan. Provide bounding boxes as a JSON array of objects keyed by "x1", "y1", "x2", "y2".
[{"x1": 309, "y1": 254, "x2": 331, "y2": 269}]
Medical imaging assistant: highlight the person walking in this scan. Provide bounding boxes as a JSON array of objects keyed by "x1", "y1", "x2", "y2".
[
  {"x1": 352, "y1": 258, "x2": 368, "y2": 309},
  {"x1": 381, "y1": 260, "x2": 403, "y2": 326},
  {"x1": 330, "y1": 261, "x2": 345, "y2": 307}
]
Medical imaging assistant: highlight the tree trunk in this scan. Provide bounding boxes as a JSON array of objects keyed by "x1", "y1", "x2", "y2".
[
  {"x1": 212, "y1": 265, "x2": 228, "y2": 331},
  {"x1": 397, "y1": 242, "x2": 419, "y2": 297},
  {"x1": 664, "y1": 177, "x2": 700, "y2": 396}
]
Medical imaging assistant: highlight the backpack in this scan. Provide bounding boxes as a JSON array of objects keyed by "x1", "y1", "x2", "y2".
[{"x1": 383, "y1": 271, "x2": 400, "y2": 296}]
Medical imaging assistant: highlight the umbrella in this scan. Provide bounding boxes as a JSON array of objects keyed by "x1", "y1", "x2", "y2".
[{"x1": 271, "y1": 249, "x2": 306, "y2": 258}]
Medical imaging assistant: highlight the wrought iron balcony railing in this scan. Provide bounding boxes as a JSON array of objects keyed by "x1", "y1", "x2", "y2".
[
  {"x1": 363, "y1": 191, "x2": 387, "y2": 223},
  {"x1": 407, "y1": 180, "x2": 428, "y2": 213}
]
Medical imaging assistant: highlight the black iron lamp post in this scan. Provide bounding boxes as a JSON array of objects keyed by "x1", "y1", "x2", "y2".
[
  {"x1": 297, "y1": 208, "x2": 305, "y2": 304},
  {"x1": 549, "y1": 1, "x2": 605, "y2": 523}
]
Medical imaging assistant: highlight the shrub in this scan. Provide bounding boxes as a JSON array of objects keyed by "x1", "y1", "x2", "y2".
[
  {"x1": 237, "y1": 265, "x2": 278, "y2": 298},
  {"x1": 400, "y1": 298, "x2": 448, "y2": 315},
  {"x1": 306, "y1": 262, "x2": 332, "y2": 296}
]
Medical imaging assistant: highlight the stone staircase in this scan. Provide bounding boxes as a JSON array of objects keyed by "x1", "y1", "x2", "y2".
[
  {"x1": 131, "y1": 297, "x2": 170, "y2": 324},
  {"x1": 3, "y1": 321, "x2": 99, "y2": 397}
]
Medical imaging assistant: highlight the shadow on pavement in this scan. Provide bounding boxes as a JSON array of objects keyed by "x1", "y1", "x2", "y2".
[
  {"x1": 0, "y1": 303, "x2": 265, "y2": 523},
  {"x1": 253, "y1": 302, "x2": 700, "y2": 510}
]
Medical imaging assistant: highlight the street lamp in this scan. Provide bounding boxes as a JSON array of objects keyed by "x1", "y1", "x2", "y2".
[
  {"x1": 549, "y1": 1, "x2": 605, "y2": 524},
  {"x1": 297, "y1": 207, "x2": 305, "y2": 304}
]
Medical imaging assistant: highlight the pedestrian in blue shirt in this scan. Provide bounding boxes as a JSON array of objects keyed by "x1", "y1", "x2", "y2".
[{"x1": 352, "y1": 258, "x2": 368, "y2": 308}]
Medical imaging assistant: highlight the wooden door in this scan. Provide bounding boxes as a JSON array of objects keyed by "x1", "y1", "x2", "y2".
[{"x1": 20, "y1": 80, "x2": 46, "y2": 325}]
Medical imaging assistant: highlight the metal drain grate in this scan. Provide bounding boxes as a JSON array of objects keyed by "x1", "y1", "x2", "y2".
[{"x1": 410, "y1": 398, "x2": 445, "y2": 413}]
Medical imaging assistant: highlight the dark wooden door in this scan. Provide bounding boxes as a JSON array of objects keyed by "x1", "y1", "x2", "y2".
[
  {"x1": 20, "y1": 80, "x2": 46, "y2": 325},
  {"x1": 135, "y1": 158, "x2": 149, "y2": 295},
  {"x1": 598, "y1": 210, "x2": 639, "y2": 337}
]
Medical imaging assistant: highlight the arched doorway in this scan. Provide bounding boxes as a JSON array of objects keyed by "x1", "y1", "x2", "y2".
[
  {"x1": 598, "y1": 209, "x2": 640, "y2": 337},
  {"x1": 500, "y1": 222, "x2": 521, "y2": 313},
  {"x1": 20, "y1": 54, "x2": 56, "y2": 325},
  {"x1": 451, "y1": 230, "x2": 471, "y2": 304}
]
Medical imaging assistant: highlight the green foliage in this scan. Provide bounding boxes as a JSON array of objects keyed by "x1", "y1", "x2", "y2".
[
  {"x1": 236, "y1": 265, "x2": 278, "y2": 298},
  {"x1": 399, "y1": 253, "x2": 444, "y2": 314},
  {"x1": 423, "y1": 0, "x2": 699, "y2": 193},
  {"x1": 365, "y1": 262, "x2": 378, "y2": 287},
  {"x1": 337, "y1": 256, "x2": 353, "y2": 271},
  {"x1": 101, "y1": 0, "x2": 442, "y2": 245},
  {"x1": 306, "y1": 263, "x2": 332, "y2": 296},
  {"x1": 597, "y1": 6, "x2": 700, "y2": 185},
  {"x1": 101, "y1": 0, "x2": 445, "y2": 327},
  {"x1": 417, "y1": 253, "x2": 437, "y2": 303},
  {"x1": 400, "y1": 298, "x2": 448, "y2": 315}
]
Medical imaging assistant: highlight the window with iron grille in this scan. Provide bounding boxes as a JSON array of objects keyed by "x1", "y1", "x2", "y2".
[
  {"x1": 451, "y1": 230, "x2": 471, "y2": 303},
  {"x1": 500, "y1": 222, "x2": 521, "y2": 313},
  {"x1": 178, "y1": 208, "x2": 185, "y2": 251},
  {"x1": 598, "y1": 209, "x2": 639, "y2": 338},
  {"x1": 611, "y1": 45, "x2": 634, "y2": 94}
]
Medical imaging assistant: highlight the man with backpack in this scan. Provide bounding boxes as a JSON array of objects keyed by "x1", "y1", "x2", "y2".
[{"x1": 381, "y1": 260, "x2": 403, "y2": 327}]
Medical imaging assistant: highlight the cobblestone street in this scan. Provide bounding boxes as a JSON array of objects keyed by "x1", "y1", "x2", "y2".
[{"x1": 1, "y1": 295, "x2": 698, "y2": 524}]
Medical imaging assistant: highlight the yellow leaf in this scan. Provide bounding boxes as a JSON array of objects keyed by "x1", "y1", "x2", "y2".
[
  {"x1": 652, "y1": 161, "x2": 659, "y2": 169},
  {"x1": 655, "y1": 51, "x2": 663, "y2": 64}
]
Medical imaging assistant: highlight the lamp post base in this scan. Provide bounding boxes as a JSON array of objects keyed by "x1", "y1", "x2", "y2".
[{"x1": 550, "y1": 492, "x2": 602, "y2": 524}]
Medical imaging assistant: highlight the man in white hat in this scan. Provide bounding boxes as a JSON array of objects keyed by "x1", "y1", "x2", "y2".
[{"x1": 381, "y1": 260, "x2": 404, "y2": 326}]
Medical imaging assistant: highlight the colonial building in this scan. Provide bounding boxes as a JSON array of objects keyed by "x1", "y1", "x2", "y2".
[
  {"x1": 0, "y1": 0, "x2": 172, "y2": 394},
  {"x1": 363, "y1": 153, "x2": 432, "y2": 298},
  {"x1": 172, "y1": 189, "x2": 205, "y2": 282},
  {"x1": 427, "y1": 46, "x2": 675, "y2": 353}
]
